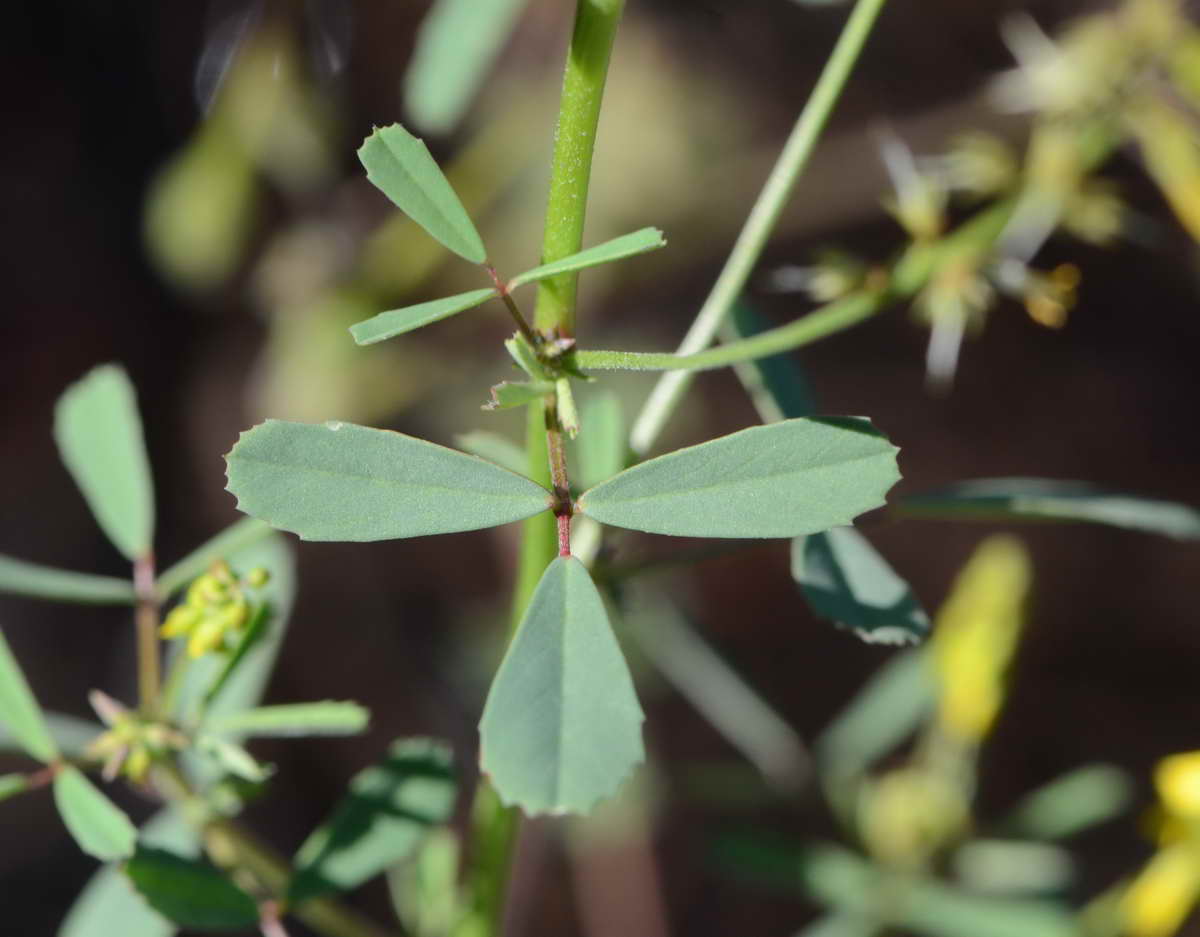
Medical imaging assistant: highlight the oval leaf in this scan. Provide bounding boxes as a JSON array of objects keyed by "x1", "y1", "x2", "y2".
[
  {"x1": 508, "y1": 227, "x2": 667, "y2": 289},
  {"x1": 124, "y1": 846, "x2": 259, "y2": 930},
  {"x1": 0, "y1": 554, "x2": 136, "y2": 606},
  {"x1": 350, "y1": 287, "x2": 497, "y2": 346},
  {"x1": 0, "y1": 627, "x2": 58, "y2": 762},
  {"x1": 578, "y1": 418, "x2": 900, "y2": 539},
  {"x1": 204, "y1": 701, "x2": 369, "y2": 738},
  {"x1": 792, "y1": 527, "x2": 928, "y2": 645},
  {"x1": 357, "y1": 124, "x2": 487, "y2": 263},
  {"x1": 54, "y1": 766, "x2": 137, "y2": 861},
  {"x1": 479, "y1": 556, "x2": 644, "y2": 815},
  {"x1": 289, "y1": 738, "x2": 456, "y2": 905},
  {"x1": 225, "y1": 420, "x2": 552, "y2": 542},
  {"x1": 53, "y1": 365, "x2": 155, "y2": 561}
]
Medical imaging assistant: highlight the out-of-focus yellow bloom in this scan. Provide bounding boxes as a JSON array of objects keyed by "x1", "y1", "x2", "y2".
[
  {"x1": 859, "y1": 767, "x2": 968, "y2": 869},
  {"x1": 931, "y1": 537, "x2": 1032, "y2": 742},
  {"x1": 84, "y1": 691, "x2": 186, "y2": 784},
  {"x1": 160, "y1": 561, "x2": 268, "y2": 658},
  {"x1": 1158, "y1": 753, "x2": 1200, "y2": 820},
  {"x1": 1122, "y1": 843, "x2": 1200, "y2": 937}
]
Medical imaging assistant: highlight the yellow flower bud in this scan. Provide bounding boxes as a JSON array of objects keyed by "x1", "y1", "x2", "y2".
[
  {"x1": 188, "y1": 618, "x2": 227, "y2": 658},
  {"x1": 124, "y1": 746, "x2": 152, "y2": 784},
  {"x1": 160, "y1": 604, "x2": 200, "y2": 638},
  {"x1": 245, "y1": 566, "x2": 270, "y2": 588},
  {"x1": 1158, "y1": 752, "x2": 1200, "y2": 820},
  {"x1": 1122, "y1": 842, "x2": 1200, "y2": 937}
]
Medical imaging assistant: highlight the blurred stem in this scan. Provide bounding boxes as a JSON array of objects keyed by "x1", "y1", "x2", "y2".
[
  {"x1": 628, "y1": 0, "x2": 889, "y2": 455},
  {"x1": 464, "y1": 3, "x2": 626, "y2": 935},
  {"x1": 134, "y1": 553, "x2": 161, "y2": 714}
]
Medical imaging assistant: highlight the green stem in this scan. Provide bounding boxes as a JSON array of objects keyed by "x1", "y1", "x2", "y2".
[
  {"x1": 134, "y1": 553, "x2": 161, "y2": 714},
  {"x1": 533, "y1": 0, "x2": 627, "y2": 336},
  {"x1": 628, "y1": 0, "x2": 889, "y2": 455}
]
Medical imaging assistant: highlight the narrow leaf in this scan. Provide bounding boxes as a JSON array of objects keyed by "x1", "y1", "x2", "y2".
[
  {"x1": 225, "y1": 420, "x2": 551, "y2": 542},
  {"x1": 508, "y1": 228, "x2": 667, "y2": 289},
  {"x1": 1001, "y1": 763, "x2": 1132, "y2": 841},
  {"x1": 792, "y1": 527, "x2": 929, "y2": 645},
  {"x1": 350, "y1": 287, "x2": 497, "y2": 346},
  {"x1": 900, "y1": 478, "x2": 1200, "y2": 540},
  {"x1": 578, "y1": 418, "x2": 900, "y2": 539},
  {"x1": 0, "y1": 628, "x2": 58, "y2": 761},
  {"x1": 53, "y1": 365, "x2": 155, "y2": 561},
  {"x1": 357, "y1": 124, "x2": 487, "y2": 263},
  {"x1": 0, "y1": 772, "x2": 29, "y2": 802},
  {"x1": 54, "y1": 766, "x2": 137, "y2": 861},
  {"x1": 454, "y1": 431, "x2": 527, "y2": 477},
  {"x1": 479, "y1": 557, "x2": 644, "y2": 815},
  {"x1": 1, "y1": 712, "x2": 102, "y2": 760},
  {"x1": 555, "y1": 377, "x2": 580, "y2": 438},
  {"x1": 195, "y1": 736, "x2": 273, "y2": 783},
  {"x1": 576, "y1": 391, "x2": 625, "y2": 490},
  {"x1": 404, "y1": 0, "x2": 530, "y2": 135},
  {"x1": 483, "y1": 380, "x2": 554, "y2": 410},
  {"x1": 205, "y1": 701, "x2": 369, "y2": 738},
  {"x1": 289, "y1": 738, "x2": 456, "y2": 904},
  {"x1": 156, "y1": 517, "x2": 273, "y2": 599},
  {"x1": 0, "y1": 554, "x2": 135, "y2": 605},
  {"x1": 124, "y1": 846, "x2": 259, "y2": 930}
]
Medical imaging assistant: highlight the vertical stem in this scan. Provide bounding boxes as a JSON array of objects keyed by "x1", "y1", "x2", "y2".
[
  {"x1": 628, "y1": 0, "x2": 889, "y2": 456},
  {"x1": 534, "y1": 0, "x2": 627, "y2": 336},
  {"x1": 133, "y1": 553, "x2": 161, "y2": 713}
]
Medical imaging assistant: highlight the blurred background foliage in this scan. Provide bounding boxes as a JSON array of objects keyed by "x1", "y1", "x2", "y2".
[{"x1": 4, "y1": 0, "x2": 1200, "y2": 934}]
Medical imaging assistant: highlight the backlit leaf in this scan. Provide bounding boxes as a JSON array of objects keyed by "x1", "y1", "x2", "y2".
[
  {"x1": 578, "y1": 419, "x2": 899, "y2": 539},
  {"x1": 54, "y1": 766, "x2": 137, "y2": 861},
  {"x1": 0, "y1": 627, "x2": 58, "y2": 762},
  {"x1": 124, "y1": 846, "x2": 259, "y2": 930},
  {"x1": 204, "y1": 701, "x2": 368, "y2": 738},
  {"x1": 225, "y1": 420, "x2": 551, "y2": 541},
  {"x1": 349, "y1": 288, "x2": 497, "y2": 346},
  {"x1": 53, "y1": 365, "x2": 155, "y2": 561},
  {"x1": 0, "y1": 554, "x2": 135, "y2": 605},
  {"x1": 357, "y1": 124, "x2": 487, "y2": 263},
  {"x1": 508, "y1": 228, "x2": 667, "y2": 289},
  {"x1": 289, "y1": 738, "x2": 456, "y2": 904},
  {"x1": 479, "y1": 557, "x2": 644, "y2": 815}
]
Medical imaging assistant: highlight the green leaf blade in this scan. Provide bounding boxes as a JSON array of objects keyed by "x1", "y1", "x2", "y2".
[
  {"x1": 479, "y1": 556, "x2": 644, "y2": 815},
  {"x1": 53, "y1": 365, "x2": 155, "y2": 561},
  {"x1": 0, "y1": 554, "x2": 136, "y2": 605},
  {"x1": 225, "y1": 420, "x2": 552, "y2": 542},
  {"x1": 576, "y1": 391, "x2": 625, "y2": 490},
  {"x1": 0, "y1": 628, "x2": 58, "y2": 762},
  {"x1": 289, "y1": 738, "x2": 457, "y2": 905},
  {"x1": 124, "y1": 847, "x2": 259, "y2": 930},
  {"x1": 357, "y1": 124, "x2": 487, "y2": 263},
  {"x1": 578, "y1": 418, "x2": 900, "y2": 539},
  {"x1": 349, "y1": 288, "x2": 497, "y2": 346},
  {"x1": 205, "y1": 701, "x2": 369, "y2": 738},
  {"x1": 508, "y1": 228, "x2": 667, "y2": 289},
  {"x1": 53, "y1": 766, "x2": 137, "y2": 861},
  {"x1": 454, "y1": 431, "x2": 527, "y2": 477}
]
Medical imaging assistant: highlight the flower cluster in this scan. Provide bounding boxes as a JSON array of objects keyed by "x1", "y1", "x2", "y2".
[{"x1": 160, "y1": 560, "x2": 270, "y2": 658}]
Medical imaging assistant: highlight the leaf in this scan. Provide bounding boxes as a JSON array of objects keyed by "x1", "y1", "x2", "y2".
[
  {"x1": 0, "y1": 772, "x2": 29, "y2": 802},
  {"x1": 349, "y1": 288, "x2": 497, "y2": 346},
  {"x1": 576, "y1": 391, "x2": 625, "y2": 490},
  {"x1": 0, "y1": 627, "x2": 58, "y2": 762},
  {"x1": 386, "y1": 828, "x2": 464, "y2": 937},
  {"x1": 59, "y1": 809, "x2": 200, "y2": 937},
  {"x1": 357, "y1": 124, "x2": 487, "y2": 263},
  {"x1": 454, "y1": 432, "x2": 527, "y2": 477},
  {"x1": 577, "y1": 418, "x2": 900, "y2": 539},
  {"x1": 124, "y1": 847, "x2": 259, "y2": 930},
  {"x1": 54, "y1": 766, "x2": 137, "y2": 861},
  {"x1": 0, "y1": 554, "x2": 136, "y2": 605},
  {"x1": 204, "y1": 701, "x2": 369, "y2": 738},
  {"x1": 508, "y1": 228, "x2": 667, "y2": 289},
  {"x1": 1001, "y1": 763, "x2": 1132, "y2": 841},
  {"x1": 899, "y1": 478, "x2": 1200, "y2": 539},
  {"x1": 792, "y1": 527, "x2": 929, "y2": 645},
  {"x1": 403, "y1": 0, "x2": 531, "y2": 135},
  {"x1": 53, "y1": 365, "x2": 155, "y2": 561},
  {"x1": 1, "y1": 712, "x2": 103, "y2": 760},
  {"x1": 289, "y1": 738, "x2": 457, "y2": 905},
  {"x1": 483, "y1": 380, "x2": 555, "y2": 410},
  {"x1": 225, "y1": 420, "x2": 551, "y2": 542},
  {"x1": 155, "y1": 517, "x2": 273, "y2": 599},
  {"x1": 951, "y1": 840, "x2": 1074, "y2": 896},
  {"x1": 796, "y1": 913, "x2": 881, "y2": 937},
  {"x1": 479, "y1": 557, "x2": 644, "y2": 815}
]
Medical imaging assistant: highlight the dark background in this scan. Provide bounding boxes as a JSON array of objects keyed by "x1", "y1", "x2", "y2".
[{"x1": 3, "y1": 0, "x2": 1199, "y2": 934}]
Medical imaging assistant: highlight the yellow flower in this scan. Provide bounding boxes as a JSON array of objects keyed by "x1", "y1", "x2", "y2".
[
  {"x1": 1157, "y1": 753, "x2": 1200, "y2": 820},
  {"x1": 1122, "y1": 843, "x2": 1200, "y2": 937}
]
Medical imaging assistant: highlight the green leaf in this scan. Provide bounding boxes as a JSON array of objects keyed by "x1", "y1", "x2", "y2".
[
  {"x1": 403, "y1": 0, "x2": 531, "y2": 134},
  {"x1": 555, "y1": 378, "x2": 580, "y2": 439},
  {"x1": 0, "y1": 627, "x2": 58, "y2": 761},
  {"x1": 0, "y1": 772, "x2": 29, "y2": 802},
  {"x1": 577, "y1": 418, "x2": 900, "y2": 539},
  {"x1": 508, "y1": 228, "x2": 667, "y2": 289},
  {"x1": 59, "y1": 809, "x2": 199, "y2": 937},
  {"x1": 504, "y1": 333, "x2": 550, "y2": 380},
  {"x1": 576, "y1": 391, "x2": 625, "y2": 490},
  {"x1": 796, "y1": 913, "x2": 881, "y2": 937},
  {"x1": 729, "y1": 300, "x2": 820, "y2": 421},
  {"x1": 225, "y1": 420, "x2": 551, "y2": 542},
  {"x1": 1001, "y1": 763, "x2": 1132, "y2": 841},
  {"x1": 951, "y1": 840, "x2": 1074, "y2": 896},
  {"x1": 387, "y1": 828, "x2": 464, "y2": 937},
  {"x1": 195, "y1": 735, "x2": 273, "y2": 783},
  {"x1": 289, "y1": 738, "x2": 457, "y2": 905},
  {"x1": 1, "y1": 712, "x2": 103, "y2": 760},
  {"x1": 155, "y1": 517, "x2": 274, "y2": 599},
  {"x1": 204, "y1": 701, "x2": 369, "y2": 738},
  {"x1": 479, "y1": 557, "x2": 644, "y2": 815},
  {"x1": 899, "y1": 478, "x2": 1200, "y2": 539},
  {"x1": 124, "y1": 846, "x2": 259, "y2": 930},
  {"x1": 357, "y1": 124, "x2": 487, "y2": 263},
  {"x1": 792, "y1": 527, "x2": 929, "y2": 645},
  {"x1": 53, "y1": 365, "x2": 155, "y2": 561},
  {"x1": 0, "y1": 554, "x2": 135, "y2": 605},
  {"x1": 53, "y1": 766, "x2": 137, "y2": 861},
  {"x1": 454, "y1": 432, "x2": 527, "y2": 477},
  {"x1": 349, "y1": 288, "x2": 497, "y2": 346},
  {"x1": 483, "y1": 380, "x2": 555, "y2": 410}
]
